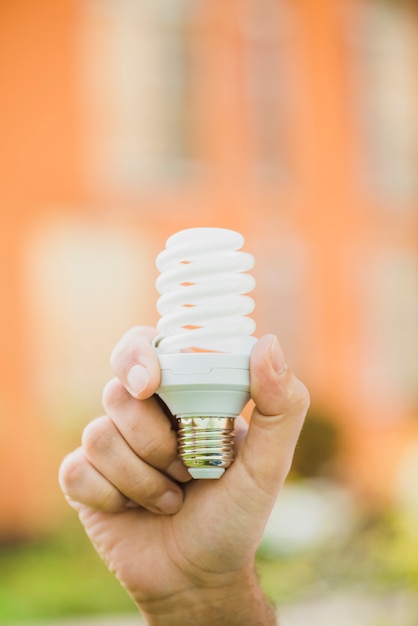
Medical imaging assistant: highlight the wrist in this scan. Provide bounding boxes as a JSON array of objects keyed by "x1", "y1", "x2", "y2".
[{"x1": 137, "y1": 568, "x2": 277, "y2": 626}]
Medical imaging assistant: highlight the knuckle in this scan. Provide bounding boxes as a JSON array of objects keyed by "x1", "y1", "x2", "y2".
[
  {"x1": 81, "y1": 415, "x2": 116, "y2": 457},
  {"x1": 109, "y1": 329, "x2": 135, "y2": 373},
  {"x1": 109, "y1": 326, "x2": 153, "y2": 372},
  {"x1": 58, "y1": 449, "x2": 85, "y2": 494},
  {"x1": 102, "y1": 377, "x2": 126, "y2": 413},
  {"x1": 109, "y1": 340, "x2": 125, "y2": 373},
  {"x1": 286, "y1": 377, "x2": 310, "y2": 416}
]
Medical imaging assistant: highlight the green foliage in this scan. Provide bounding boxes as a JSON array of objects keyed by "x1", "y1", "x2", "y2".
[
  {"x1": 256, "y1": 505, "x2": 418, "y2": 607},
  {"x1": 0, "y1": 504, "x2": 417, "y2": 623},
  {"x1": 0, "y1": 518, "x2": 135, "y2": 624},
  {"x1": 291, "y1": 409, "x2": 341, "y2": 479},
  {"x1": 352, "y1": 509, "x2": 418, "y2": 589}
]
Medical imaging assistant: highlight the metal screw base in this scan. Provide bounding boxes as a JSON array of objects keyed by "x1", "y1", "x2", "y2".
[{"x1": 177, "y1": 416, "x2": 235, "y2": 478}]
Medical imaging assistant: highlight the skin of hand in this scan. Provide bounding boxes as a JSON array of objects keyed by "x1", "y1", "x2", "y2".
[{"x1": 59, "y1": 326, "x2": 310, "y2": 626}]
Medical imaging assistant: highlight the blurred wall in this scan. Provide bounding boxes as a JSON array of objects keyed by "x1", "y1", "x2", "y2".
[{"x1": 0, "y1": 0, "x2": 417, "y2": 537}]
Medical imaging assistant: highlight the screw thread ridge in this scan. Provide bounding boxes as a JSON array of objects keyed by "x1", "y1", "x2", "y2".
[{"x1": 177, "y1": 416, "x2": 235, "y2": 469}]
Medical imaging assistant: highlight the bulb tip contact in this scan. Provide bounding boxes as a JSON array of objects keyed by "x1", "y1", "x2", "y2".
[{"x1": 188, "y1": 467, "x2": 226, "y2": 480}]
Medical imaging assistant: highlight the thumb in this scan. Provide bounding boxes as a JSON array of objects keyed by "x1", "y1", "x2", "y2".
[{"x1": 239, "y1": 334, "x2": 310, "y2": 495}]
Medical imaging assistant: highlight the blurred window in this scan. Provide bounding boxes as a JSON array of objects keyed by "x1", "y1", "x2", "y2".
[
  {"x1": 242, "y1": 0, "x2": 294, "y2": 182},
  {"x1": 252, "y1": 225, "x2": 308, "y2": 374},
  {"x1": 346, "y1": 0, "x2": 418, "y2": 206},
  {"x1": 23, "y1": 218, "x2": 157, "y2": 423},
  {"x1": 78, "y1": 0, "x2": 199, "y2": 188},
  {"x1": 359, "y1": 249, "x2": 418, "y2": 407}
]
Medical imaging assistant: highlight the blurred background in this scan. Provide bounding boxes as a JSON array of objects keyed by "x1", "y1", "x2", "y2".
[{"x1": 0, "y1": 0, "x2": 418, "y2": 623}]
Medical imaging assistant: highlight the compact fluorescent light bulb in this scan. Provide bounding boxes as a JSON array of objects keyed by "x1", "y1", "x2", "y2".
[{"x1": 154, "y1": 227, "x2": 257, "y2": 479}]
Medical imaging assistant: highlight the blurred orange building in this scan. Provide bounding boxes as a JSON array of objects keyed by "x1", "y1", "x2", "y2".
[{"x1": 1, "y1": 0, "x2": 417, "y2": 537}]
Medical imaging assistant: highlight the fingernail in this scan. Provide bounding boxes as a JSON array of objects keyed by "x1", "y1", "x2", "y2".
[
  {"x1": 269, "y1": 335, "x2": 288, "y2": 376},
  {"x1": 154, "y1": 490, "x2": 182, "y2": 515},
  {"x1": 127, "y1": 364, "x2": 150, "y2": 397}
]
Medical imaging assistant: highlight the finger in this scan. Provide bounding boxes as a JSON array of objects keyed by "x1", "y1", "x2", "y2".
[
  {"x1": 59, "y1": 447, "x2": 133, "y2": 513},
  {"x1": 234, "y1": 415, "x2": 249, "y2": 446},
  {"x1": 81, "y1": 416, "x2": 184, "y2": 514},
  {"x1": 102, "y1": 378, "x2": 190, "y2": 483},
  {"x1": 238, "y1": 334, "x2": 309, "y2": 495},
  {"x1": 110, "y1": 326, "x2": 160, "y2": 399}
]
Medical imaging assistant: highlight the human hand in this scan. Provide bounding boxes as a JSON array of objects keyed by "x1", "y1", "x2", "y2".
[{"x1": 59, "y1": 326, "x2": 309, "y2": 625}]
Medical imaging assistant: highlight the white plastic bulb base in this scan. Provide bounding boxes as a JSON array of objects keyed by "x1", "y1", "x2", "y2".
[{"x1": 155, "y1": 352, "x2": 251, "y2": 479}]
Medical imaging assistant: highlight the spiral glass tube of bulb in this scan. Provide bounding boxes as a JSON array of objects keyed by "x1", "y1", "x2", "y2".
[{"x1": 154, "y1": 227, "x2": 256, "y2": 479}]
